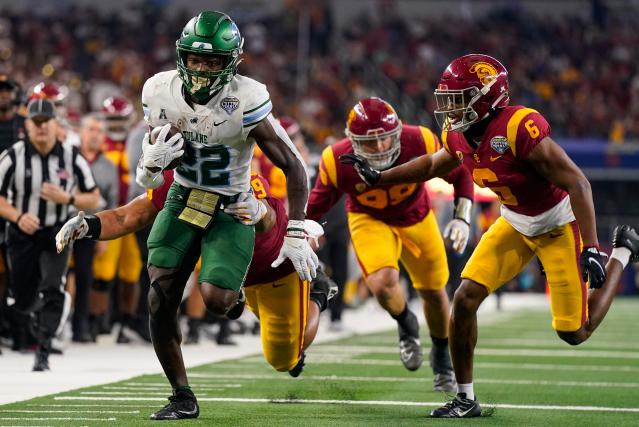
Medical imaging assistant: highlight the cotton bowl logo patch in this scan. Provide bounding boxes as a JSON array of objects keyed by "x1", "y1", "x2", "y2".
[
  {"x1": 490, "y1": 136, "x2": 509, "y2": 154},
  {"x1": 220, "y1": 96, "x2": 239, "y2": 115}
]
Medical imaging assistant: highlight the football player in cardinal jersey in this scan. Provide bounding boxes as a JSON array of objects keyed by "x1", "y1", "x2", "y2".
[
  {"x1": 308, "y1": 96, "x2": 475, "y2": 392},
  {"x1": 341, "y1": 54, "x2": 639, "y2": 418},
  {"x1": 134, "y1": 10, "x2": 314, "y2": 419},
  {"x1": 55, "y1": 169, "x2": 334, "y2": 419}
]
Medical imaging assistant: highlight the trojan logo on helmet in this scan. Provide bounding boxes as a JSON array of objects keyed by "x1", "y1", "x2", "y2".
[
  {"x1": 434, "y1": 54, "x2": 509, "y2": 133},
  {"x1": 345, "y1": 97, "x2": 402, "y2": 171}
]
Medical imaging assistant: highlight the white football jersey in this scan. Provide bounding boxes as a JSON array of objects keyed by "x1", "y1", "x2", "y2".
[{"x1": 141, "y1": 70, "x2": 272, "y2": 195}]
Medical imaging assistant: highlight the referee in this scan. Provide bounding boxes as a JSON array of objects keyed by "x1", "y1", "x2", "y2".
[{"x1": 0, "y1": 99, "x2": 99, "y2": 371}]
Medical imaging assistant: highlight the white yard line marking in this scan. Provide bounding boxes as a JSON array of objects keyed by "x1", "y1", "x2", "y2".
[
  {"x1": 52, "y1": 396, "x2": 639, "y2": 413},
  {"x1": 0, "y1": 417, "x2": 116, "y2": 421},
  {"x1": 0, "y1": 409, "x2": 138, "y2": 414},
  {"x1": 313, "y1": 345, "x2": 639, "y2": 359},
  {"x1": 169, "y1": 373, "x2": 639, "y2": 388},
  {"x1": 28, "y1": 404, "x2": 158, "y2": 408},
  {"x1": 80, "y1": 391, "x2": 216, "y2": 396},
  {"x1": 102, "y1": 385, "x2": 241, "y2": 390},
  {"x1": 233, "y1": 356, "x2": 639, "y2": 371}
]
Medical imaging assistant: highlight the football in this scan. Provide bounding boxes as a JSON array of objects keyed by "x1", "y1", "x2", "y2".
[{"x1": 149, "y1": 124, "x2": 183, "y2": 170}]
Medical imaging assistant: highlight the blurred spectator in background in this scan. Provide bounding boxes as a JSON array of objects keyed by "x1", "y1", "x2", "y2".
[
  {"x1": 0, "y1": 74, "x2": 25, "y2": 351},
  {"x1": 73, "y1": 113, "x2": 118, "y2": 342},
  {"x1": 90, "y1": 96, "x2": 145, "y2": 343},
  {"x1": 1, "y1": 2, "x2": 637, "y2": 145}
]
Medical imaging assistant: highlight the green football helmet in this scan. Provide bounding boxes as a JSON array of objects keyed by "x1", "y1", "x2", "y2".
[{"x1": 176, "y1": 11, "x2": 244, "y2": 102}]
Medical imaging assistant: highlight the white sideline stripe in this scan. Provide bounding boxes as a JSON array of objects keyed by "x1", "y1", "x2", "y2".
[
  {"x1": 314, "y1": 345, "x2": 639, "y2": 359},
  {"x1": 52, "y1": 396, "x2": 639, "y2": 413},
  {"x1": 0, "y1": 409, "x2": 138, "y2": 414},
  {"x1": 171, "y1": 373, "x2": 639, "y2": 388},
  {"x1": 0, "y1": 417, "x2": 115, "y2": 421}
]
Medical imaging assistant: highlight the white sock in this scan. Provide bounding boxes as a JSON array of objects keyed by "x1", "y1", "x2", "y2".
[
  {"x1": 457, "y1": 383, "x2": 474, "y2": 400},
  {"x1": 611, "y1": 247, "x2": 631, "y2": 269}
]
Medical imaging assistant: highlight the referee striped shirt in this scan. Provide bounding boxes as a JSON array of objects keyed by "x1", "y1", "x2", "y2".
[{"x1": 0, "y1": 139, "x2": 96, "y2": 227}]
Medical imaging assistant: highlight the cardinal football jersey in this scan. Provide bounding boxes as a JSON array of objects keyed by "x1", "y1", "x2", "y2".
[
  {"x1": 442, "y1": 105, "x2": 573, "y2": 236},
  {"x1": 142, "y1": 70, "x2": 272, "y2": 196},
  {"x1": 308, "y1": 125, "x2": 473, "y2": 227}
]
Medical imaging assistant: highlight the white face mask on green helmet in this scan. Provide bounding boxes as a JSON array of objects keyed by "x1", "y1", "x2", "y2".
[{"x1": 176, "y1": 11, "x2": 244, "y2": 102}]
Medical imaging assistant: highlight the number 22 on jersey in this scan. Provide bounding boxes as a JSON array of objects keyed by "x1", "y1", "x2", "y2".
[{"x1": 179, "y1": 144, "x2": 231, "y2": 187}]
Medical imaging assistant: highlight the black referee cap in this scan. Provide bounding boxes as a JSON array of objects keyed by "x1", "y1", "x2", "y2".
[
  {"x1": 27, "y1": 99, "x2": 56, "y2": 120},
  {"x1": 0, "y1": 74, "x2": 18, "y2": 90}
]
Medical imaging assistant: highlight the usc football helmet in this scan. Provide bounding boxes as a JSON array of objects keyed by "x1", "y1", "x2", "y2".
[
  {"x1": 434, "y1": 54, "x2": 509, "y2": 132},
  {"x1": 345, "y1": 97, "x2": 402, "y2": 170},
  {"x1": 102, "y1": 96, "x2": 134, "y2": 141},
  {"x1": 176, "y1": 11, "x2": 244, "y2": 102}
]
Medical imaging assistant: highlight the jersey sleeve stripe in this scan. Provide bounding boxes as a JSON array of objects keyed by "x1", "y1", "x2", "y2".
[
  {"x1": 419, "y1": 126, "x2": 437, "y2": 154},
  {"x1": 244, "y1": 99, "x2": 271, "y2": 115},
  {"x1": 320, "y1": 146, "x2": 338, "y2": 187},
  {"x1": 243, "y1": 100, "x2": 273, "y2": 127},
  {"x1": 506, "y1": 107, "x2": 539, "y2": 157}
]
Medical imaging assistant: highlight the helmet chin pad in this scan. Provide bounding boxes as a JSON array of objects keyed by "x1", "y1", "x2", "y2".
[{"x1": 350, "y1": 131, "x2": 401, "y2": 170}]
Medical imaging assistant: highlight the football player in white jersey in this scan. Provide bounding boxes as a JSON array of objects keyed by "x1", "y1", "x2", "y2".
[{"x1": 134, "y1": 11, "x2": 317, "y2": 420}]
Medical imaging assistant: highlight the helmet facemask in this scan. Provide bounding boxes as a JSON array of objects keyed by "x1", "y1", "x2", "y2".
[
  {"x1": 347, "y1": 124, "x2": 402, "y2": 170},
  {"x1": 434, "y1": 86, "x2": 486, "y2": 133},
  {"x1": 176, "y1": 41, "x2": 243, "y2": 103}
]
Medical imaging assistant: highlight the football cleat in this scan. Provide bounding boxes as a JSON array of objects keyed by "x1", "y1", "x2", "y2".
[
  {"x1": 429, "y1": 346, "x2": 456, "y2": 392},
  {"x1": 430, "y1": 394, "x2": 482, "y2": 418},
  {"x1": 288, "y1": 352, "x2": 306, "y2": 378},
  {"x1": 399, "y1": 337, "x2": 423, "y2": 371},
  {"x1": 433, "y1": 372, "x2": 457, "y2": 393},
  {"x1": 150, "y1": 389, "x2": 199, "y2": 420},
  {"x1": 397, "y1": 309, "x2": 422, "y2": 371},
  {"x1": 310, "y1": 267, "x2": 339, "y2": 312},
  {"x1": 226, "y1": 289, "x2": 245, "y2": 320},
  {"x1": 613, "y1": 225, "x2": 639, "y2": 262}
]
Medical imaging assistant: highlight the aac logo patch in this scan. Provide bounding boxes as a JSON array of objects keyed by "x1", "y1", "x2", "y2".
[
  {"x1": 490, "y1": 136, "x2": 509, "y2": 154},
  {"x1": 220, "y1": 96, "x2": 239, "y2": 115}
]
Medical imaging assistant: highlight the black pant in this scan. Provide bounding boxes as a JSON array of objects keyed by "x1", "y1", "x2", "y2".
[
  {"x1": 7, "y1": 225, "x2": 70, "y2": 347},
  {"x1": 72, "y1": 238, "x2": 96, "y2": 337}
]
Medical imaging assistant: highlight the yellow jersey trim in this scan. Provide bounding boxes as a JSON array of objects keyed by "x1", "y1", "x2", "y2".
[
  {"x1": 320, "y1": 146, "x2": 338, "y2": 187},
  {"x1": 419, "y1": 126, "x2": 438, "y2": 154},
  {"x1": 506, "y1": 107, "x2": 538, "y2": 157}
]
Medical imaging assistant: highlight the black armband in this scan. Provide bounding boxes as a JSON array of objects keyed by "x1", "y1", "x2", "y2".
[{"x1": 85, "y1": 215, "x2": 102, "y2": 240}]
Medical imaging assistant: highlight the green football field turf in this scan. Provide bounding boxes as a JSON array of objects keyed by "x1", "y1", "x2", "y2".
[{"x1": 1, "y1": 298, "x2": 638, "y2": 426}]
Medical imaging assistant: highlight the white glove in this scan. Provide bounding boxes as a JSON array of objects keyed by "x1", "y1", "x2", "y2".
[
  {"x1": 271, "y1": 220, "x2": 319, "y2": 282},
  {"x1": 136, "y1": 158, "x2": 165, "y2": 190},
  {"x1": 304, "y1": 219, "x2": 324, "y2": 246},
  {"x1": 224, "y1": 192, "x2": 267, "y2": 225},
  {"x1": 443, "y1": 219, "x2": 470, "y2": 254},
  {"x1": 55, "y1": 211, "x2": 88, "y2": 253},
  {"x1": 142, "y1": 124, "x2": 184, "y2": 174}
]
